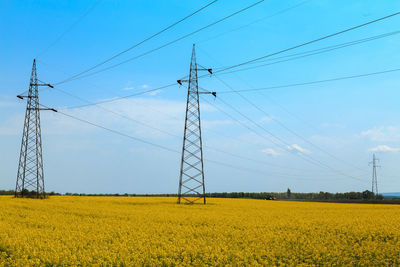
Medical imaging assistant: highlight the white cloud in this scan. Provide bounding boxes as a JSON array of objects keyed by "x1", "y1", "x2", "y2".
[
  {"x1": 123, "y1": 84, "x2": 150, "y2": 91},
  {"x1": 147, "y1": 89, "x2": 162, "y2": 96},
  {"x1": 288, "y1": 144, "x2": 310, "y2": 154},
  {"x1": 320, "y1": 122, "x2": 345, "y2": 129},
  {"x1": 0, "y1": 101, "x2": 17, "y2": 108},
  {"x1": 261, "y1": 148, "x2": 279, "y2": 157},
  {"x1": 259, "y1": 116, "x2": 273, "y2": 123},
  {"x1": 369, "y1": 145, "x2": 400, "y2": 153},
  {"x1": 202, "y1": 120, "x2": 233, "y2": 129},
  {"x1": 34, "y1": 97, "x2": 226, "y2": 140},
  {"x1": 361, "y1": 126, "x2": 400, "y2": 142},
  {"x1": 309, "y1": 135, "x2": 349, "y2": 146},
  {"x1": 0, "y1": 115, "x2": 23, "y2": 135}
]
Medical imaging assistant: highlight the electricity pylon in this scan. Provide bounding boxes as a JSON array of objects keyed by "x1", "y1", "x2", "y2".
[
  {"x1": 369, "y1": 154, "x2": 380, "y2": 196},
  {"x1": 15, "y1": 59, "x2": 56, "y2": 198},
  {"x1": 177, "y1": 44, "x2": 215, "y2": 204}
]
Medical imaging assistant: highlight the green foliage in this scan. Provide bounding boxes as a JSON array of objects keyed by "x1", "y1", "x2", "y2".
[
  {"x1": 205, "y1": 190, "x2": 382, "y2": 201},
  {"x1": 0, "y1": 190, "x2": 14, "y2": 195},
  {"x1": 287, "y1": 188, "x2": 291, "y2": 199},
  {"x1": 1, "y1": 189, "x2": 384, "y2": 201},
  {"x1": 0, "y1": 189, "x2": 60, "y2": 197}
]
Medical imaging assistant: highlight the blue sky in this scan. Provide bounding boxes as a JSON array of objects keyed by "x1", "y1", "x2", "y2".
[{"x1": 1, "y1": 0, "x2": 400, "y2": 194}]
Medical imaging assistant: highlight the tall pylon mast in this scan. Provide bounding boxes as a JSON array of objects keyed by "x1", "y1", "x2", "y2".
[
  {"x1": 15, "y1": 59, "x2": 55, "y2": 198},
  {"x1": 177, "y1": 44, "x2": 214, "y2": 204},
  {"x1": 370, "y1": 154, "x2": 380, "y2": 196}
]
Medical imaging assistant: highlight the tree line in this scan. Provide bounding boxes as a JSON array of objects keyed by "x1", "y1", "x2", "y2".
[
  {"x1": 1, "y1": 189, "x2": 383, "y2": 200},
  {"x1": 206, "y1": 189, "x2": 383, "y2": 200}
]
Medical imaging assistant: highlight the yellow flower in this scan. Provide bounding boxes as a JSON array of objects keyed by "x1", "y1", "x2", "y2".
[{"x1": 0, "y1": 196, "x2": 399, "y2": 266}]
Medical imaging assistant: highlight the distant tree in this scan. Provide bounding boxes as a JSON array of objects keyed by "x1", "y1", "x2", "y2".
[
  {"x1": 287, "y1": 188, "x2": 291, "y2": 199},
  {"x1": 0, "y1": 190, "x2": 14, "y2": 195},
  {"x1": 362, "y1": 190, "x2": 374, "y2": 200},
  {"x1": 21, "y1": 189, "x2": 30, "y2": 196},
  {"x1": 347, "y1": 191, "x2": 359, "y2": 200}
]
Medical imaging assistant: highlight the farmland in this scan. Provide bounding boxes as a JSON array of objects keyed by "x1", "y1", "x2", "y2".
[{"x1": 1, "y1": 196, "x2": 400, "y2": 266}]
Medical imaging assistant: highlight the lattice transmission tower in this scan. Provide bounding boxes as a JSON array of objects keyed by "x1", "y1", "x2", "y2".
[
  {"x1": 369, "y1": 154, "x2": 380, "y2": 196},
  {"x1": 177, "y1": 44, "x2": 214, "y2": 204},
  {"x1": 15, "y1": 59, "x2": 55, "y2": 198}
]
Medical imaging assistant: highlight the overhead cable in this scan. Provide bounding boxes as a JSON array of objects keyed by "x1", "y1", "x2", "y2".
[
  {"x1": 55, "y1": 0, "x2": 219, "y2": 84},
  {"x1": 208, "y1": 11, "x2": 400, "y2": 76},
  {"x1": 55, "y1": 0, "x2": 265, "y2": 85}
]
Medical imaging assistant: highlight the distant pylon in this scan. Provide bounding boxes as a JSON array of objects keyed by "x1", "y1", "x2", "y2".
[
  {"x1": 15, "y1": 59, "x2": 55, "y2": 198},
  {"x1": 369, "y1": 154, "x2": 380, "y2": 196},
  {"x1": 177, "y1": 44, "x2": 214, "y2": 204}
]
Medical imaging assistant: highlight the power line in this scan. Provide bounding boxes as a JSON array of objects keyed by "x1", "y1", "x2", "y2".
[
  {"x1": 183, "y1": 29, "x2": 400, "y2": 81},
  {"x1": 35, "y1": 56, "x2": 371, "y2": 183},
  {"x1": 37, "y1": 58, "x2": 179, "y2": 110},
  {"x1": 56, "y1": 67, "x2": 400, "y2": 113},
  {"x1": 203, "y1": 146, "x2": 360, "y2": 178},
  {"x1": 213, "y1": 74, "x2": 368, "y2": 174},
  {"x1": 247, "y1": 30, "x2": 400, "y2": 65},
  {"x1": 41, "y1": 103, "x2": 346, "y2": 182},
  {"x1": 208, "y1": 11, "x2": 400, "y2": 76},
  {"x1": 59, "y1": 30, "x2": 399, "y2": 111},
  {"x1": 60, "y1": 83, "x2": 177, "y2": 110},
  {"x1": 54, "y1": 87, "x2": 180, "y2": 139},
  {"x1": 44, "y1": 103, "x2": 180, "y2": 153},
  {"x1": 203, "y1": 158, "x2": 353, "y2": 182},
  {"x1": 198, "y1": 0, "x2": 310, "y2": 44},
  {"x1": 37, "y1": 0, "x2": 103, "y2": 58},
  {"x1": 215, "y1": 65, "x2": 325, "y2": 134},
  {"x1": 44, "y1": 48, "x2": 396, "y2": 180},
  {"x1": 55, "y1": 0, "x2": 219, "y2": 84},
  {"x1": 197, "y1": 45, "x2": 372, "y2": 174},
  {"x1": 47, "y1": 80, "x2": 357, "y2": 178},
  {"x1": 216, "y1": 30, "x2": 400, "y2": 75},
  {"x1": 55, "y1": 0, "x2": 265, "y2": 85},
  {"x1": 200, "y1": 96, "x2": 313, "y2": 164},
  {"x1": 201, "y1": 95, "x2": 367, "y2": 182},
  {"x1": 211, "y1": 96, "x2": 321, "y2": 168},
  {"x1": 216, "y1": 67, "x2": 400, "y2": 94},
  {"x1": 53, "y1": 86, "x2": 339, "y2": 176}
]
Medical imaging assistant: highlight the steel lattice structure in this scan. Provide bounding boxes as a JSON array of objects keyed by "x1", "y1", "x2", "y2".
[
  {"x1": 370, "y1": 154, "x2": 380, "y2": 196},
  {"x1": 177, "y1": 44, "x2": 214, "y2": 204},
  {"x1": 15, "y1": 59, "x2": 51, "y2": 198}
]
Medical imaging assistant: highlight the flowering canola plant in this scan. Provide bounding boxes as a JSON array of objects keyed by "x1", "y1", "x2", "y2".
[{"x1": 0, "y1": 196, "x2": 399, "y2": 266}]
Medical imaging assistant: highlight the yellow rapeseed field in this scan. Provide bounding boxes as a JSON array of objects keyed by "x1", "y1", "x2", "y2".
[{"x1": 0, "y1": 196, "x2": 399, "y2": 266}]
